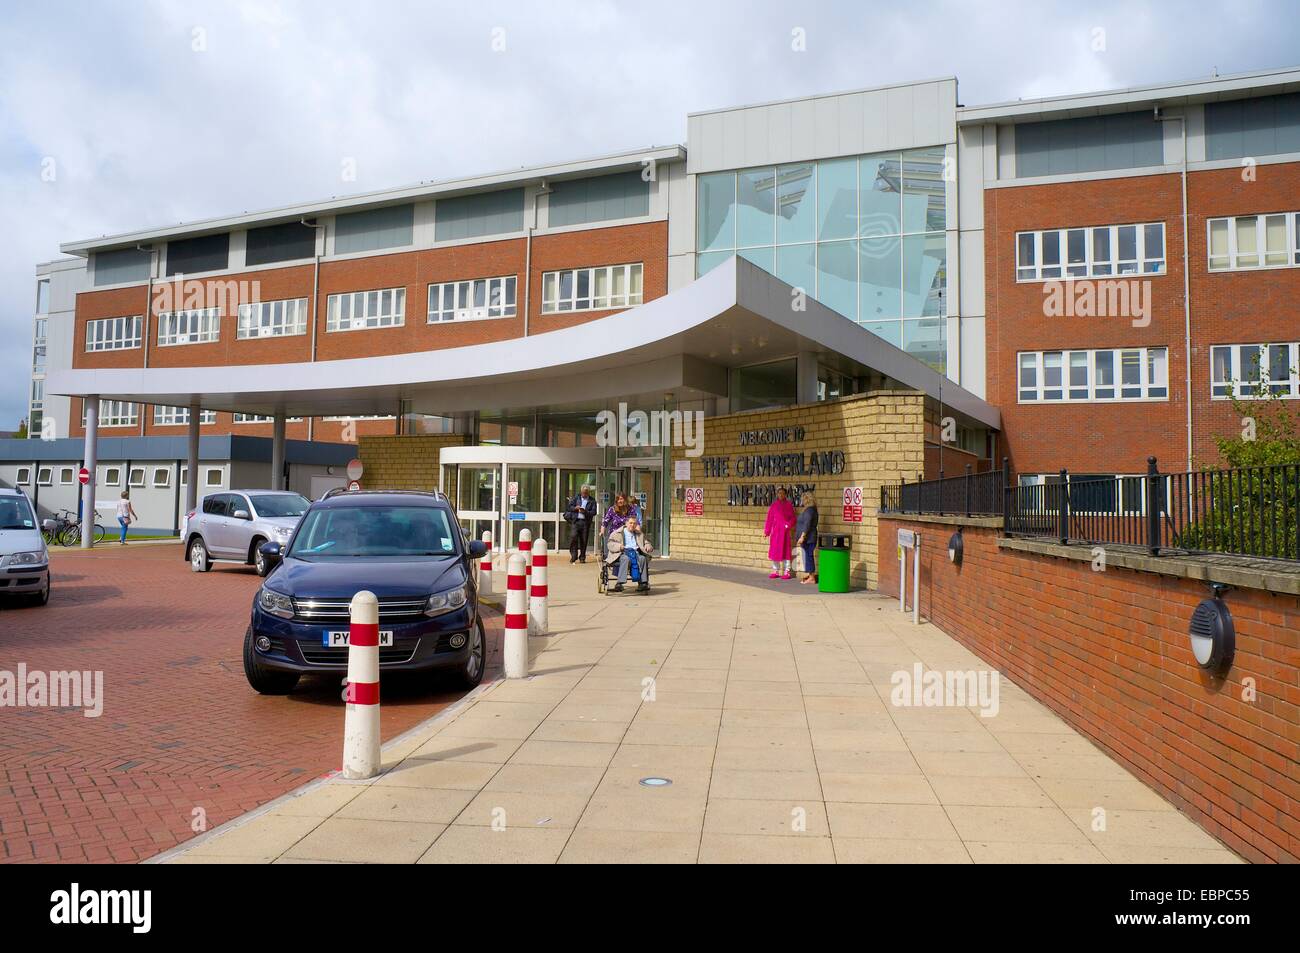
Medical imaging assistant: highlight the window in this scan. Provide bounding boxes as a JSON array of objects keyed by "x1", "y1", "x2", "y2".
[
  {"x1": 428, "y1": 276, "x2": 517, "y2": 322},
  {"x1": 128, "y1": 467, "x2": 146, "y2": 488},
  {"x1": 84, "y1": 400, "x2": 138, "y2": 428},
  {"x1": 157, "y1": 308, "x2": 220, "y2": 346},
  {"x1": 180, "y1": 466, "x2": 188, "y2": 487},
  {"x1": 165, "y1": 233, "x2": 230, "y2": 276},
  {"x1": 1211, "y1": 342, "x2": 1299, "y2": 399},
  {"x1": 201, "y1": 495, "x2": 226, "y2": 515},
  {"x1": 1205, "y1": 92, "x2": 1300, "y2": 161},
  {"x1": 334, "y1": 205, "x2": 414, "y2": 255},
  {"x1": 59, "y1": 467, "x2": 74, "y2": 485},
  {"x1": 1017, "y1": 347, "x2": 1169, "y2": 402},
  {"x1": 154, "y1": 406, "x2": 216, "y2": 426},
  {"x1": 326, "y1": 288, "x2": 406, "y2": 331},
  {"x1": 1014, "y1": 111, "x2": 1164, "y2": 177},
  {"x1": 152, "y1": 467, "x2": 171, "y2": 488},
  {"x1": 541, "y1": 264, "x2": 642, "y2": 313},
  {"x1": 695, "y1": 149, "x2": 949, "y2": 371},
  {"x1": 237, "y1": 298, "x2": 308, "y2": 339},
  {"x1": 37, "y1": 467, "x2": 53, "y2": 486},
  {"x1": 435, "y1": 190, "x2": 524, "y2": 242},
  {"x1": 233, "y1": 413, "x2": 303, "y2": 423},
  {"x1": 548, "y1": 172, "x2": 649, "y2": 228},
  {"x1": 1015, "y1": 223, "x2": 1165, "y2": 280},
  {"x1": 103, "y1": 467, "x2": 121, "y2": 487},
  {"x1": 36, "y1": 277, "x2": 51, "y2": 314},
  {"x1": 731, "y1": 359, "x2": 798, "y2": 412},
  {"x1": 85, "y1": 315, "x2": 143, "y2": 352},
  {"x1": 93, "y1": 247, "x2": 151, "y2": 287},
  {"x1": 205, "y1": 468, "x2": 224, "y2": 488},
  {"x1": 245, "y1": 222, "x2": 317, "y2": 266},
  {"x1": 16, "y1": 467, "x2": 31, "y2": 485},
  {"x1": 1206, "y1": 212, "x2": 1300, "y2": 271}
]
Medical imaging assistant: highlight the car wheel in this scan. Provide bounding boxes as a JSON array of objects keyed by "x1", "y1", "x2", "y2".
[
  {"x1": 242, "y1": 627, "x2": 299, "y2": 695},
  {"x1": 29, "y1": 576, "x2": 50, "y2": 607},
  {"x1": 189, "y1": 537, "x2": 211, "y2": 573},
  {"x1": 253, "y1": 539, "x2": 269, "y2": 576},
  {"x1": 450, "y1": 616, "x2": 486, "y2": 691}
]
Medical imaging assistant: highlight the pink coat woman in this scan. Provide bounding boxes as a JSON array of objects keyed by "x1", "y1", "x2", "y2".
[{"x1": 764, "y1": 490, "x2": 797, "y2": 564}]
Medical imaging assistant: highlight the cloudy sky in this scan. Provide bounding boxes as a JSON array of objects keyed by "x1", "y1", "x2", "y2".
[{"x1": 1, "y1": 0, "x2": 1295, "y2": 431}]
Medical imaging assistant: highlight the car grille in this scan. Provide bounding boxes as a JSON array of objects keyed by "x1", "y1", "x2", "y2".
[
  {"x1": 300, "y1": 640, "x2": 420, "y2": 665},
  {"x1": 293, "y1": 597, "x2": 428, "y2": 622}
]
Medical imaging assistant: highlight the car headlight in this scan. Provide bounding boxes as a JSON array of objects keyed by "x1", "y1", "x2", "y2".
[
  {"x1": 9, "y1": 551, "x2": 47, "y2": 567},
  {"x1": 425, "y1": 584, "x2": 468, "y2": 617},
  {"x1": 272, "y1": 526, "x2": 293, "y2": 541},
  {"x1": 257, "y1": 587, "x2": 295, "y2": 619}
]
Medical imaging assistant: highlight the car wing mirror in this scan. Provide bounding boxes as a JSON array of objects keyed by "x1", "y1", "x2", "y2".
[
  {"x1": 259, "y1": 540, "x2": 283, "y2": 565},
  {"x1": 233, "y1": 509, "x2": 251, "y2": 520},
  {"x1": 466, "y1": 540, "x2": 488, "y2": 559}
]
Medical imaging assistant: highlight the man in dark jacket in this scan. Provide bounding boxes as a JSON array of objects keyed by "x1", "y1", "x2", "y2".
[{"x1": 566, "y1": 485, "x2": 597, "y2": 563}]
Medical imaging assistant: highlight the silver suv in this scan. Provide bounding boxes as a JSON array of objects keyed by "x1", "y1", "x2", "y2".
[{"x1": 185, "y1": 490, "x2": 311, "y2": 576}]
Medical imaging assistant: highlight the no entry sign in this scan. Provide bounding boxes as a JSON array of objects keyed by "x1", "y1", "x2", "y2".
[
  {"x1": 346, "y1": 458, "x2": 364, "y2": 481},
  {"x1": 78, "y1": 467, "x2": 90, "y2": 486},
  {"x1": 842, "y1": 486, "x2": 863, "y2": 523}
]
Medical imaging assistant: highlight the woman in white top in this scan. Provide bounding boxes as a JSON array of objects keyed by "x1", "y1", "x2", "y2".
[{"x1": 116, "y1": 491, "x2": 138, "y2": 545}]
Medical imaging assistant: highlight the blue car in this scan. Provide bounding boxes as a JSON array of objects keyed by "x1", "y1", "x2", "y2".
[{"x1": 243, "y1": 490, "x2": 489, "y2": 695}]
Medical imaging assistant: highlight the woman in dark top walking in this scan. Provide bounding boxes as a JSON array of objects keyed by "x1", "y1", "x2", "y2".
[{"x1": 795, "y1": 492, "x2": 819, "y2": 585}]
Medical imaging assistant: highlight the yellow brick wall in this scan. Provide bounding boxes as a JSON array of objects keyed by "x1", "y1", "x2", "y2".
[
  {"x1": 668, "y1": 391, "x2": 925, "y2": 589},
  {"x1": 356, "y1": 434, "x2": 470, "y2": 497}
]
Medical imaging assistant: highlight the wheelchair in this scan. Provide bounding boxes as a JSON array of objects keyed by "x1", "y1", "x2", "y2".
[{"x1": 596, "y1": 534, "x2": 651, "y2": 595}]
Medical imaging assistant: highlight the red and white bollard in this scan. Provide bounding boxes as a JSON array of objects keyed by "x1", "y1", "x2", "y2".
[
  {"x1": 479, "y1": 530, "x2": 494, "y2": 595},
  {"x1": 504, "y1": 553, "x2": 529, "y2": 678},
  {"x1": 342, "y1": 590, "x2": 381, "y2": 779},
  {"x1": 518, "y1": 528, "x2": 533, "y2": 581},
  {"x1": 529, "y1": 538, "x2": 549, "y2": 636}
]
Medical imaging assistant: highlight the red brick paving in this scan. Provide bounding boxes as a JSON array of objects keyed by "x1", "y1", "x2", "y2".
[{"x1": 0, "y1": 543, "x2": 501, "y2": 863}]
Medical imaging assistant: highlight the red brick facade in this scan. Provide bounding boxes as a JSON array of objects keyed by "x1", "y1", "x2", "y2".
[
  {"x1": 68, "y1": 220, "x2": 668, "y2": 441},
  {"x1": 985, "y1": 161, "x2": 1300, "y2": 477},
  {"x1": 879, "y1": 516, "x2": 1300, "y2": 863}
]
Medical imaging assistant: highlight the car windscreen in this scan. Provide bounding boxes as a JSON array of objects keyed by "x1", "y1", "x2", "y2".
[
  {"x1": 288, "y1": 505, "x2": 459, "y2": 558},
  {"x1": 250, "y1": 493, "x2": 311, "y2": 518},
  {"x1": 0, "y1": 496, "x2": 36, "y2": 531}
]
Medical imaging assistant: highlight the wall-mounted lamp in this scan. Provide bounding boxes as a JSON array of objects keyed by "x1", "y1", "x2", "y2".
[
  {"x1": 947, "y1": 530, "x2": 963, "y2": 567},
  {"x1": 1189, "y1": 584, "x2": 1235, "y2": 675}
]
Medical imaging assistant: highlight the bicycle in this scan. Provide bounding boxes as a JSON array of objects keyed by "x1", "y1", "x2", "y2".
[{"x1": 50, "y1": 509, "x2": 106, "y2": 546}]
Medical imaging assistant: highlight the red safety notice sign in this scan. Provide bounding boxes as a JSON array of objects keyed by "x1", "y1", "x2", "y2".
[
  {"x1": 684, "y1": 487, "x2": 704, "y2": 517},
  {"x1": 842, "y1": 486, "x2": 863, "y2": 523}
]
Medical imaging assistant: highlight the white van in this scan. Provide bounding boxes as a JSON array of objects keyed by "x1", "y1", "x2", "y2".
[{"x1": 0, "y1": 488, "x2": 51, "y2": 606}]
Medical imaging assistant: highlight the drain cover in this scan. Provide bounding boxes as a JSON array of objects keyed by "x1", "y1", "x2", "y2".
[{"x1": 639, "y1": 776, "x2": 672, "y2": 787}]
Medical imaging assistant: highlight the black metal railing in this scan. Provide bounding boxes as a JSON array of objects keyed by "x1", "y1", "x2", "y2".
[
  {"x1": 880, "y1": 463, "x2": 1005, "y2": 518},
  {"x1": 1005, "y1": 457, "x2": 1300, "y2": 562}
]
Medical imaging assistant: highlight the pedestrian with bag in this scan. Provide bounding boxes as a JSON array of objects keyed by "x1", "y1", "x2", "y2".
[
  {"x1": 116, "y1": 491, "x2": 138, "y2": 545},
  {"x1": 794, "y1": 491, "x2": 819, "y2": 585},
  {"x1": 565, "y1": 484, "x2": 597, "y2": 563}
]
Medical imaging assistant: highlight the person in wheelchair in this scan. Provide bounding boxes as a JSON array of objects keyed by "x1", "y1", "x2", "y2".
[{"x1": 604, "y1": 515, "x2": 653, "y2": 592}]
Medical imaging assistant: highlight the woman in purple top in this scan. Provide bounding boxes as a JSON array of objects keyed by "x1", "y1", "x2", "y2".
[{"x1": 600, "y1": 493, "x2": 633, "y2": 538}]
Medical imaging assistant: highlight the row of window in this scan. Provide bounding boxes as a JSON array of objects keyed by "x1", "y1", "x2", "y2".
[
  {"x1": 1019, "y1": 342, "x2": 1300, "y2": 403},
  {"x1": 85, "y1": 267, "x2": 641, "y2": 351},
  {"x1": 1015, "y1": 213, "x2": 1300, "y2": 282},
  {"x1": 1018, "y1": 347, "x2": 1168, "y2": 402},
  {"x1": 79, "y1": 401, "x2": 313, "y2": 428},
  {"x1": 1016, "y1": 223, "x2": 1166, "y2": 281},
  {"x1": 13, "y1": 464, "x2": 223, "y2": 489},
  {"x1": 1207, "y1": 212, "x2": 1300, "y2": 271},
  {"x1": 1211, "y1": 342, "x2": 1300, "y2": 398}
]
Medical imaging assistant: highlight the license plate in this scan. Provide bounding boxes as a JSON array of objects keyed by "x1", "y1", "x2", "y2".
[{"x1": 323, "y1": 630, "x2": 394, "y2": 647}]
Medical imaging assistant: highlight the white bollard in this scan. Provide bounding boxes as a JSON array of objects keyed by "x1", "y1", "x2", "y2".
[
  {"x1": 342, "y1": 590, "x2": 381, "y2": 779},
  {"x1": 479, "y1": 530, "x2": 494, "y2": 595},
  {"x1": 504, "y1": 553, "x2": 529, "y2": 677},
  {"x1": 529, "y1": 539, "x2": 549, "y2": 636},
  {"x1": 518, "y1": 528, "x2": 533, "y2": 582}
]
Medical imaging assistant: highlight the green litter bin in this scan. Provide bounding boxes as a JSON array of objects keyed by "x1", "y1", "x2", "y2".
[{"x1": 816, "y1": 533, "x2": 851, "y2": 593}]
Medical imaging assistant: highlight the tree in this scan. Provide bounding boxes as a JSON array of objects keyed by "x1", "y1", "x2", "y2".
[
  {"x1": 1216, "y1": 381, "x2": 1300, "y2": 467},
  {"x1": 14, "y1": 418, "x2": 27, "y2": 439}
]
